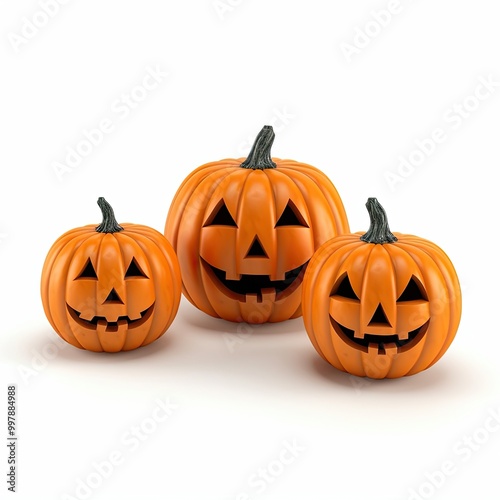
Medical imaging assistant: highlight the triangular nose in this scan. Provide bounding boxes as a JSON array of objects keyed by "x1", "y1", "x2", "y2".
[
  {"x1": 245, "y1": 236, "x2": 267, "y2": 257},
  {"x1": 368, "y1": 303, "x2": 391, "y2": 326},
  {"x1": 103, "y1": 288, "x2": 124, "y2": 304}
]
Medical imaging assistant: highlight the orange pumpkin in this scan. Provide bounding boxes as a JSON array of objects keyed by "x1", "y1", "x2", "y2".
[
  {"x1": 302, "y1": 198, "x2": 461, "y2": 378},
  {"x1": 165, "y1": 125, "x2": 350, "y2": 323},
  {"x1": 41, "y1": 198, "x2": 182, "y2": 352}
]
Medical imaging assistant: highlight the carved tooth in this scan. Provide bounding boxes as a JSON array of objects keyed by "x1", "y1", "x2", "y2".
[
  {"x1": 117, "y1": 319, "x2": 128, "y2": 331},
  {"x1": 261, "y1": 288, "x2": 276, "y2": 304},
  {"x1": 383, "y1": 342, "x2": 398, "y2": 358},
  {"x1": 224, "y1": 270, "x2": 241, "y2": 281},
  {"x1": 96, "y1": 319, "x2": 107, "y2": 333},
  {"x1": 128, "y1": 310, "x2": 141, "y2": 321},
  {"x1": 245, "y1": 293, "x2": 258, "y2": 304}
]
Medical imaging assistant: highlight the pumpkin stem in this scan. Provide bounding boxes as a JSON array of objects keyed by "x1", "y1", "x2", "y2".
[
  {"x1": 96, "y1": 197, "x2": 124, "y2": 233},
  {"x1": 360, "y1": 198, "x2": 398, "y2": 244},
  {"x1": 240, "y1": 125, "x2": 277, "y2": 170}
]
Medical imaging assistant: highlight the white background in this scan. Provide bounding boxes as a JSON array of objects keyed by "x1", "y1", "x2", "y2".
[{"x1": 1, "y1": 1, "x2": 499, "y2": 499}]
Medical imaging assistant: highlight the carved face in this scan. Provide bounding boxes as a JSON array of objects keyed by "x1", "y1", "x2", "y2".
[
  {"x1": 64, "y1": 235, "x2": 157, "y2": 351},
  {"x1": 198, "y1": 169, "x2": 316, "y2": 323},
  {"x1": 165, "y1": 126, "x2": 350, "y2": 323},
  {"x1": 41, "y1": 199, "x2": 182, "y2": 352},
  {"x1": 329, "y1": 252, "x2": 431, "y2": 358},
  {"x1": 302, "y1": 199, "x2": 461, "y2": 378}
]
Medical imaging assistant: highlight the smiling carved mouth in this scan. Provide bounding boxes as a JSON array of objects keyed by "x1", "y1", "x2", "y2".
[
  {"x1": 66, "y1": 303, "x2": 155, "y2": 332},
  {"x1": 330, "y1": 317, "x2": 429, "y2": 355},
  {"x1": 201, "y1": 258, "x2": 309, "y2": 302}
]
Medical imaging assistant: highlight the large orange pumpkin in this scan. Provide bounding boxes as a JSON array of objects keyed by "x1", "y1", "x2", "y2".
[
  {"x1": 165, "y1": 125, "x2": 350, "y2": 323},
  {"x1": 302, "y1": 198, "x2": 461, "y2": 378},
  {"x1": 41, "y1": 198, "x2": 182, "y2": 352}
]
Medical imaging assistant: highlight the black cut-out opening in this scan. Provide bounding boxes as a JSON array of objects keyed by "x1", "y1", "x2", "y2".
[
  {"x1": 245, "y1": 236, "x2": 267, "y2": 258},
  {"x1": 330, "y1": 316, "x2": 428, "y2": 353},
  {"x1": 397, "y1": 276, "x2": 427, "y2": 302},
  {"x1": 368, "y1": 304, "x2": 391, "y2": 326},
  {"x1": 204, "y1": 200, "x2": 237, "y2": 227},
  {"x1": 104, "y1": 288, "x2": 124, "y2": 304},
  {"x1": 67, "y1": 303, "x2": 154, "y2": 330},
  {"x1": 125, "y1": 257, "x2": 148, "y2": 278},
  {"x1": 208, "y1": 261, "x2": 305, "y2": 295},
  {"x1": 275, "y1": 200, "x2": 309, "y2": 227},
  {"x1": 331, "y1": 273, "x2": 359, "y2": 300},
  {"x1": 76, "y1": 258, "x2": 97, "y2": 280}
]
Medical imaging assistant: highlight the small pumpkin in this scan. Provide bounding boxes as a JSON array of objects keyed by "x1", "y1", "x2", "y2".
[
  {"x1": 302, "y1": 198, "x2": 461, "y2": 379},
  {"x1": 165, "y1": 125, "x2": 350, "y2": 323},
  {"x1": 41, "y1": 198, "x2": 182, "y2": 352}
]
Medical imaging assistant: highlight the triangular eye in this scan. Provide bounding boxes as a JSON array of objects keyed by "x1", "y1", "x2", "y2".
[
  {"x1": 204, "y1": 200, "x2": 237, "y2": 227},
  {"x1": 125, "y1": 258, "x2": 148, "y2": 278},
  {"x1": 331, "y1": 273, "x2": 359, "y2": 300},
  {"x1": 275, "y1": 200, "x2": 309, "y2": 227},
  {"x1": 397, "y1": 276, "x2": 427, "y2": 301},
  {"x1": 75, "y1": 258, "x2": 97, "y2": 280}
]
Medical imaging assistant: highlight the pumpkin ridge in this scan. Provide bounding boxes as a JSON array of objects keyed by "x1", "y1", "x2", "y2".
[
  {"x1": 278, "y1": 167, "x2": 341, "y2": 241},
  {"x1": 114, "y1": 232, "x2": 129, "y2": 318},
  {"x1": 90, "y1": 232, "x2": 108, "y2": 351},
  {"x1": 121, "y1": 227, "x2": 182, "y2": 326},
  {"x1": 279, "y1": 165, "x2": 350, "y2": 234},
  {"x1": 262, "y1": 170, "x2": 279, "y2": 275},
  {"x1": 268, "y1": 168, "x2": 313, "y2": 232},
  {"x1": 382, "y1": 241, "x2": 399, "y2": 305},
  {"x1": 167, "y1": 166, "x2": 239, "y2": 250},
  {"x1": 331, "y1": 241, "x2": 367, "y2": 280},
  {"x1": 358, "y1": 242, "x2": 378, "y2": 305},
  {"x1": 60, "y1": 232, "x2": 103, "y2": 349},
  {"x1": 234, "y1": 168, "x2": 254, "y2": 224},
  {"x1": 309, "y1": 238, "x2": 360, "y2": 278},
  {"x1": 121, "y1": 228, "x2": 181, "y2": 348},
  {"x1": 186, "y1": 168, "x2": 242, "y2": 229},
  {"x1": 116, "y1": 231, "x2": 168, "y2": 348},
  {"x1": 276, "y1": 160, "x2": 335, "y2": 178},
  {"x1": 229, "y1": 170, "x2": 265, "y2": 307},
  {"x1": 303, "y1": 239, "x2": 361, "y2": 370},
  {"x1": 193, "y1": 171, "x2": 250, "y2": 318},
  {"x1": 393, "y1": 242, "x2": 452, "y2": 374},
  {"x1": 319, "y1": 248, "x2": 356, "y2": 372},
  {"x1": 263, "y1": 168, "x2": 280, "y2": 230},
  {"x1": 41, "y1": 229, "x2": 92, "y2": 330},
  {"x1": 395, "y1": 240, "x2": 460, "y2": 373},
  {"x1": 369, "y1": 244, "x2": 424, "y2": 377}
]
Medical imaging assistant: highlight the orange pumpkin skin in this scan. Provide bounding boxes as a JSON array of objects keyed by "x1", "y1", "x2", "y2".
[
  {"x1": 41, "y1": 198, "x2": 182, "y2": 352},
  {"x1": 302, "y1": 198, "x2": 461, "y2": 379},
  {"x1": 165, "y1": 126, "x2": 350, "y2": 324}
]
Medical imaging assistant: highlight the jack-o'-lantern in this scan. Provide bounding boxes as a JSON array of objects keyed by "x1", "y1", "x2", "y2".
[
  {"x1": 302, "y1": 198, "x2": 461, "y2": 378},
  {"x1": 41, "y1": 198, "x2": 182, "y2": 352},
  {"x1": 165, "y1": 125, "x2": 350, "y2": 323}
]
